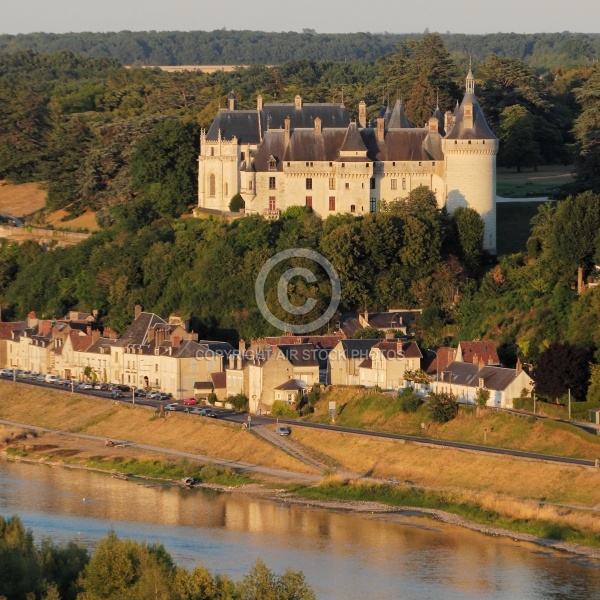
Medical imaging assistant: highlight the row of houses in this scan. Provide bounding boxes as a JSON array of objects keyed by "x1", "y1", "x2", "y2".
[{"x1": 0, "y1": 307, "x2": 533, "y2": 411}]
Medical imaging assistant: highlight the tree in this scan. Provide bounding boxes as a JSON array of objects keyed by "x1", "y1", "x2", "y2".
[
  {"x1": 476, "y1": 387, "x2": 490, "y2": 411},
  {"x1": 237, "y1": 559, "x2": 315, "y2": 600},
  {"x1": 428, "y1": 392, "x2": 459, "y2": 423},
  {"x1": 397, "y1": 387, "x2": 422, "y2": 412},
  {"x1": 452, "y1": 206, "x2": 485, "y2": 270},
  {"x1": 353, "y1": 327, "x2": 384, "y2": 339},
  {"x1": 229, "y1": 193, "x2": 245, "y2": 212},
  {"x1": 534, "y1": 341, "x2": 590, "y2": 402},
  {"x1": 498, "y1": 105, "x2": 542, "y2": 172}
]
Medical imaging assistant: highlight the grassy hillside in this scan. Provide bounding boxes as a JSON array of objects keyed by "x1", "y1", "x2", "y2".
[{"x1": 306, "y1": 388, "x2": 600, "y2": 461}]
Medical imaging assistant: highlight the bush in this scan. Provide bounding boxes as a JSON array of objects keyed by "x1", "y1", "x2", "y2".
[
  {"x1": 229, "y1": 194, "x2": 245, "y2": 212},
  {"x1": 398, "y1": 388, "x2": 422, "y2": 412},
  {"x1": 207, "y1": 392, "x2": 217, "y2": 405},
  {"x1": 271, "y1": 400, "x2": 297, "y2": 417},
  {"x1": 230, "y1": 393, "x2": 249, "y2": 412},
  {"x1": 428, "y1": 392, "x2": 459, "y2": 423}
]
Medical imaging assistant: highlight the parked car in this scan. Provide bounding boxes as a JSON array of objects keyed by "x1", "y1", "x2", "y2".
[
  {"x1": 165, "y1": 403, "x2": 179, "y2": 411},
  {"x1": 134, "y1": 388, "x2": 146, "y2": 397},
  {"x1": 155, "y1": 392, "x2": 170, "y2": 401},
  {"x1": 200, "y1": 408, "x2": 217, "y2": 417},
  {"x1": 110, "y1": 390, "x2": 124, "y2": 399},
  {"x1": 188, "y1": 407, "x2": 203, "y2": 415},
  {"x1": 81, "y1": 382, "x2": 94, "y2": 390},
  {"x1": 275, "y1": 426, "x2": 291, "y2": 436},
  {"x1": 146, "y1": 391, "x2": 158, "y2": 399},
  {"x1": 183, "y1": 397, "x2": 198, "y2": 406}
]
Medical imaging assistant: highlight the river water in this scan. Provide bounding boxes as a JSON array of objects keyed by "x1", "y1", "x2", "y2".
[{"x1": 1, "y1": 460, "x2": 599, "y2": 600}]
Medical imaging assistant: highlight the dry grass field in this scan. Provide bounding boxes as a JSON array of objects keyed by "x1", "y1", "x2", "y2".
[
  {"x1": 0, "y1": 382, "x2": 311, "y2": 475},
  {"x1": 0, "y1": 180, "x2": 47, "y2": 219}
]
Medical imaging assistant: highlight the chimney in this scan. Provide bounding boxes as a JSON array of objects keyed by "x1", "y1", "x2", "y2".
[
  {"x1": 376, "y1": 118, "x2": 385, "y2": 142},
  {"x1": 27, "y1": 311, "x2": 38, "y2": 329},
  {"x1": 463, "y1": 102, "x2": 474, "y2": 130},
  {"x1": 284, "y1": 117, "x2": 291, "y2": 146},
  {"x1": 444, "y1": 111, "x2": 453, "y2": 134},
  {"x1": 396, "y1": 340, "x2": 403, "y2": 357},
  {"x1": 172, "y1": 336, "x2": 180, "y2": 347},
  {"x1": 314, "y1": 116, "x2": 322, "y2": 135},
  {"x1": 239, "y1": 339, "x2": 246, "y2": 355},
  {"x1": 478, "y1": 356, "x2": 485, "y2": 370},
  {"x1": 92, "y1": 309, "x2": 99, "y2": 320},
  {"x1": 147, "y1": 327, "x2": 155, "y2": 343},
  {"x1": 294, "y1": 95, "x2": 302, "y2": 110},
  {"x1": 472, "y1": 353, "x2": 477, "y2": 365},
  {"x1": 86, "y1": 325, "x2": 92, "y2": 336},
  {"x1": 428, "y1": 116, "x2": 438, "y2": 134},
  {"x1": 364, "y1": 309, "x2": 369, "y2": 323},
  {"x1": 41, "y1": 320, "x2": 52, "y2": 336},
  {"x1": 257, "y1": 94, "x2": 263, "y2": 111},
  {"x1": 134, "y1": 304, "x2": 142, "y2": 320},
  {"x1": 516, "y1": 358, "x2": 522, "y2": 374},
  {"x1": 385, "y1": 331, "x2": 394, "y2": 340},
  {"x1": 358, "y1": 101, "x2": 366, "y2": 128},
  {"x1": 92, "y1": 329, "x2": 101, "y2": 343},
  {"x1": 228, "y1": 355, "x2": 234, "y2": 369}
]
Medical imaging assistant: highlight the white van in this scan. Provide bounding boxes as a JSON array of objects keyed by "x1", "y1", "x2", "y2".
[{"x1": 45, "y1": 374, "x2": 61, "y2": 384}]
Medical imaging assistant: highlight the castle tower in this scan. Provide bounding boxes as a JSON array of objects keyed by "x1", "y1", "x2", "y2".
[{"x1": 442, "y1": 69, "x2": 499, "y2": 253}]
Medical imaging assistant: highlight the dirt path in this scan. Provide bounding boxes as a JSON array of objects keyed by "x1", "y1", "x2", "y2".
[{"x1": 0, "y1": 419, "x2": 320, "y2": 483}]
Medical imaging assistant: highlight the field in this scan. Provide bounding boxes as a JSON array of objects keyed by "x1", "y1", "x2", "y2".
[
  {"x1": 496, "y1": 165, "x2": 574, "y2": 198},
  {"x1": 0, "y1": 180, "x2": 46, "y2": 220}
]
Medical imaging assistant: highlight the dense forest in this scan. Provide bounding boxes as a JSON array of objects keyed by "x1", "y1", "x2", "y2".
[
  {"x1": 0, "y1": 30, "x2": 598, "y2": 71},
  {"x1": 1, "y1": 34, "x2": 600, "y2": 404},
  {"x1": 0, "y1": 515, "x2": 315, "y2": 600}
]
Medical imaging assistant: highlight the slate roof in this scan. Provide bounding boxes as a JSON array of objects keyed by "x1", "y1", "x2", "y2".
[
  {"x1": 277, "y1": 344, "x2": 319, "y2": 367},
  {"x1": 274, "y1": 379, "x2": 307, "y2": 391},
  {"x1": 115, "y1": 312, "x2": 166, "y2": 348},
  {"x1": 444, "y1": 92, "x2": 497, "y2": 141},
  {"x1": 210, "y1": 371, "x2": 226, "y2": 389},
  {"x1": 194, "y1": 381, "x2": 213, "y2": 390},
  {"x1": 441, "y1": 361, "x2": 520, "y2": 391},
  {"x1": 387, "y1": 99, "x2": 412, "y2": 129},
  {"x1": 367, "y1": 311, "x2": 420, "y2": 330},
  {"x1": 340, "y1": 122, "x2": 368, "y2": 153},
  {"x1": 425, "y1": 347, "x2": 456, "y2": 377}
]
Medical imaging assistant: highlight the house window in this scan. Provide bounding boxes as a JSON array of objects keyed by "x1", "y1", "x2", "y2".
[
  {"x1": 269, "y1": 157, "x2": 276, "y2": 170},
  {"x1": 402, "y1": 178, "x2": 406, "y2": 190},
  {"x1": 241, "y1": 152, "x2": 245, "y2": 161},
  {"x1": 306, "y1": 178, "x2": 313, "y2": 190},
  {"x1": 209, "y1": 174, "x2": 216, "y2": 197},
  {"x1": 342, "y1": 163, "x2": 345, "y2": 168},
  {"x1": 269, "y1": 197, "x2": 276, "y2": 211},
  {"x1": 305, "y1": 196, "x2": 313, "y2": 208},
  {"x1": 329, "y1": 197, "x2": 336, "y2": 211},
  {"x1": 370, "y1": 198, "x2": 377, "y2": 212},
  {"x1": 391, "y1": 179, "x2": 397, "y2": 190},
  {"x1": 329, "y1": 178, "x2": 335, "y2": 190},
  {"x1": 155, "y1": 364, "x2": 158, "y2": 372},
  {"x1": 269, "y1": 176, "x2": 276, "y2": 189},
  {"x1": 350, "y1": 204, "x2": 356, "y2": 213},
  {"x1": 345, "y1": 182, "x2": 350, "y2": 190}
]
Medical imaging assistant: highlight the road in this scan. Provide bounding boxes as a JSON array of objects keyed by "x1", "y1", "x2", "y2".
[{"x1": 3, "y1": 376, "x2": 599, "y2": 469}]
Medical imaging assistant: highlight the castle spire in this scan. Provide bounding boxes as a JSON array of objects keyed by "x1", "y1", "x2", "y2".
[{"x1": 466, "y1": 67, "x2": 475, "y2": 95}]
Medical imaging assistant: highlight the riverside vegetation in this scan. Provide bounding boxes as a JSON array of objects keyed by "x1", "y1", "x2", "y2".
[
  {"x1": 0, "y1": 515, "x2": 316, "y2": 600},
  {"x1": 1, "y1": 382, "x2": 599, "y2": 552}
]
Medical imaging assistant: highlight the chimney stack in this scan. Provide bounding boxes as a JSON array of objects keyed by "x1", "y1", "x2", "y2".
[
  {"x1": 358, "y1": 101, "x2": 367, "y2": 128},
  {"x1": 376, "y1": 118, "x2": 385, "y2": 142},
  {"x1": 516, "y1": 358, "x2": 522, "y2": 374},
  {"x1": 314, "y1": 116, "x2": 322, "y2": 135},
  {"x1": 295, "y1": 95, "x2": 302, "y2": 110},
  {"x1": 257, "y1": 94, "x2": 263, "y2": 111},
  {"x1": 134, "y1": 304, "x2": 142, "y2": 320},
  {"x1": 239, "y1": 339, "x2": 246, "y2": 355}
]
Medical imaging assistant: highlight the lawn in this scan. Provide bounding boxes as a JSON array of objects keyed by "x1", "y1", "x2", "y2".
[{"x1": 496, "y1": 165, "x2": 574, "y2": 199}]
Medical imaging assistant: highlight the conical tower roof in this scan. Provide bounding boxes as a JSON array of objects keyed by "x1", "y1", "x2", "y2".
[
  {"x1": 387, "y1": 99, "x2": 412, "y2": 129},
  {"x1": 339, "y1": 121, "x2": 367, "y2": 152}
]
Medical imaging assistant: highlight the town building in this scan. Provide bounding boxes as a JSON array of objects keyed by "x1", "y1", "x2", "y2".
[{"x1": 198, "y1": 70, "x2": 499, "y2": 252}]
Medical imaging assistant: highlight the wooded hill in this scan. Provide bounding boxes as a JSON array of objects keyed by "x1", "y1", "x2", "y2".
[{"x1": 0, "y1": 30, "x2": 598, "y2": 71}]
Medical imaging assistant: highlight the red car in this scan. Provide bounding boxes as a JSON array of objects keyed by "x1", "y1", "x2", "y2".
[{"x1": 183, "y1": 397, "x2": 198, "y2": 405}]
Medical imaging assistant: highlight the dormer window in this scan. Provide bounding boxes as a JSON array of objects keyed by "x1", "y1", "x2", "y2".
[
  {"x1": 478, "y1": 378, "x2": 484, "y2": 388},
  {"x1": 269, "y1": 156, "x2": 277, "y2": 170}
]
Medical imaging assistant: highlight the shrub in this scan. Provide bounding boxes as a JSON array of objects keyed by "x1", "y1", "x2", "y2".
[
  {"x1": 230, "y1": 393, "x2": 249, "y2": 412},
  {"x1": 207, "y1": 392, "x2": 217, "y2": 405},
  {"x1": 271, "y1": 400, "x2": 297, "y2": 417},
  {"x1": 428, "y1": 392, "x2": 459, "y2": 423},
  {"x1": 229, "y1": 194, "x2": 245, "y2": 212},
  {"x1": 398, "y1": 388, "x2": 422, "y2": 412}
]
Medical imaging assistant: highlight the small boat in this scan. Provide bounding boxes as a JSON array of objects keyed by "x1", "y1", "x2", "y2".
[
  {"x1": 111, "y1": 470, "x2": 129, "y2": 481},
  {"x1": 181, "y1": 477, "x2": 195, "y2": 487}
]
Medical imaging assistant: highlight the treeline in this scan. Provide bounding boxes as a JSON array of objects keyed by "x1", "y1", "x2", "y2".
[
  {"x1": 2, "y1": 34, "x2": 598, "y2": 220},
  {"x1": 0, "y1": 30, "x2": 598, "y2": 71},
  {"x1": 0, "y1": 515, "x2": 315, "y2": 600}
]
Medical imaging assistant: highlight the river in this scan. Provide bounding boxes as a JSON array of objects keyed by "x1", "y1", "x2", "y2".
[{"x1": 1, "y1": 460, "x2": 599, "y2": 600}]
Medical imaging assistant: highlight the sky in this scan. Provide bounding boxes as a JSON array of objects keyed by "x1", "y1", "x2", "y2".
[{"x1": 1, "y1": 0, "x2": 599, "y2": 35}]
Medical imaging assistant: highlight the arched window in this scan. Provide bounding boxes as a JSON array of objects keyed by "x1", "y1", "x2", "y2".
[
  {"x1": 269, "y1": 156, "x2": 276, "y2": 170},
  {"x1": 209, "y1": 174, "x2": 216, "y2": 197},
  {"x1": 225, "y1": 183, "x2": 228, "y2": 196}
]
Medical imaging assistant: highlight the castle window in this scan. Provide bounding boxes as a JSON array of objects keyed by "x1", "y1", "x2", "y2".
[
  {"x1": 287, "y1": 162, "x2": 290, "y2": 166},
  {"x1": 418, "y1": 162, "x2": 422, "y2": 166},
  {"x1": 365, "y1": 163, "x2": 369, "y2": 168},
  {"x1": 329, "y1": 178, "x2": 335, "y2": 190},
  {"x1": 224, "y1": 183, "x2": 228, "y2": 196},
  {"x1": 269, "y1": 197, "x2": 276, "y2": 211},
  {"x1": 306, "y1": 178, "x2": 313, "y2": 190},
  {"x1": 329, "y1": 197, "x2": 336, "y2": 211},
  {"x1": 402, "y1": 178, "x2": 406, "y2": 190},
  {"x1": 209, "y1": 174, "x2": 216, "y2": 197},
  {"x1": 210, "y1": 147, "x2": 214, "y2": 157},
  {"x1": 329, "y1": 162, "x2": 333, "y2": 167},
  {"x1": 391, "y1": 179, "x2": 397, "y2": 190},
  {"x1": 468, "y1": 140, "x2": 472, "y2": 145},
  {"x1": 350, "y1": 204, "x2": 356, "y2": 213},
  {"x1": 269, "y1": 176, "x2": 276, "y2": 190},
  {"x1": 345, "y1": 182, "x2": 350, "y2": 190},
  {"x1": 342, "y1": 163, "x2": 345, "y2": 168},
  {"x1": 305, "y1": 196, "x2": 313, "y2": 208},
  {"x1": 241, "y1": 152, "x2": 245, "y2": 161},
  {"x1": 370, "y1": 178, "x2": 375, "y2": 190},
  {"x1": 269, "y1": 156, "x2": 276, "y2": 170},
  {"x1": 249, "y1": 180, "x2": 253, "y2": 190},
  {"x1": 370, "y1": 198, "x2": 377, "y2": 212},
  {"x1": 392, "y1": 162, "x2": 396, "y2": 166}
]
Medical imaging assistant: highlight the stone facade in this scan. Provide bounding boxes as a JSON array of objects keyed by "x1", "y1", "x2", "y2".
[{"x1": 198, "y1": 71, "x2": 499, "y2": 252}]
